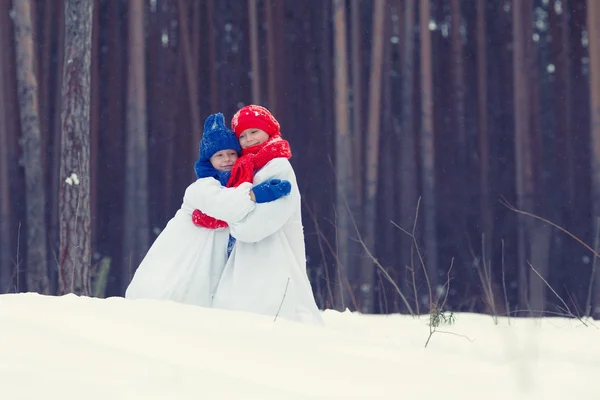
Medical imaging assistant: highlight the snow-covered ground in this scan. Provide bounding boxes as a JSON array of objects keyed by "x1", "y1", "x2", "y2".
[{"x1": 0, "y1": 293, "x2": 598, "y2": 399}]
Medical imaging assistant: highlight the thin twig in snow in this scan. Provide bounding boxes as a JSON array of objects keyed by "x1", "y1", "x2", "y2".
[
  {"x1": 274, "y1": 278, "x2": 290, "y2": 322},
  {"x1": 528, "y1": 261, "x2": 588, "y2": 327}
]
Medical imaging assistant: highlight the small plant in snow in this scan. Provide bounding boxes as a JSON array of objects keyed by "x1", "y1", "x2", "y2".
[{"x1": 429, "y1": 304, "x2": 455, "y2": 328}]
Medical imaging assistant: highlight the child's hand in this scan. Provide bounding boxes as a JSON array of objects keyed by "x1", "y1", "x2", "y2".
[{"x1": 251, "y1": 179, "x2": 292, "y2": 203}]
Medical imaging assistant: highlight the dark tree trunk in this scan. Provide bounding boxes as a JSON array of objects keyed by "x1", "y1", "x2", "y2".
[
  {"x1": 206, "y1": 0, "x2": 219, "y2": 111},
  {"x1": 0, "y1": 0, "x2": 12, "y2": 292},
  {"x1": 350, "y1": 0, "x2": 363, "y2": 206},
  {"x1": 513, "y1": 0, "x2": 534, "y2": 311},
  {"x1": 419, "y1": 0, "x2": 439, "y2": 296},
  {"x1": 49, "y1": 0, "x2": 66, "y2": 294},
  {"x1": 90, "y1": 0, "x2": 100, "y2": 251},
  {"x1": 399, "y1": 0, "x2": 418, "y2": 313},
  {"x1": 177, "y1": 0, "x2": 202, "y2": 155},
  {"x1": 12, "y1": 0, "x2": 50, "y2": 294},
  {"x1": 450, "y1": 0, "x2": 468, "y2": 254},
  {"x1": 332, "y1": 0, "x2": 353, "y2": 311},
  {"x1": 587, "y1": 0, "x2": 600, "y2": 318},
  {"x1": 58, "y1": 0, "x2": 94, "y2": 296},
  {"x1": 362, "y1": 0, "x2": 386, "y2": 313},
  {"x1": 122, "y1": 0, "x2": 150, "y2": 293},
  {"x1": 265, "y1": 0, "x2": 276, "y2": 112},
  {"x1": 476, "y1": 0, "x2": 492, "y2": 254},
  {"x1": 248, "y1": 0, "x2": 261, "y2": 104}
]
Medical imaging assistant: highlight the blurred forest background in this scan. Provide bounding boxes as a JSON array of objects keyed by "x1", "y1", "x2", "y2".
[{"x1": 1, "y1": 0, "x2": 600, "y2": 319}]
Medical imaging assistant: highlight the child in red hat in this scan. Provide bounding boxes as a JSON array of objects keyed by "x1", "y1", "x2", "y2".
[{"x1": 209, "y1": 105, "x2": 324, "y2": 326}]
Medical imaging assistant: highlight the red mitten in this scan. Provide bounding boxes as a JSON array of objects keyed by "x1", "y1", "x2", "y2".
[{"x1": 192, "y1": 209, "x2": 228, "y2": 229}]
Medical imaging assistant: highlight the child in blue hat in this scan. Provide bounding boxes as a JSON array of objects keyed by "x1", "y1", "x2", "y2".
[{"x1": 125, "y1": 113, "x2": 291, "y2": 307}]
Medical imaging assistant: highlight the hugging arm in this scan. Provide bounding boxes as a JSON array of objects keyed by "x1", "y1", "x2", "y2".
[
  {"x1": 229, "y1": 159, "x2": 298, "y2": 243},
  {"x1": 184, "y1": 179, "x2": 256, "y2": 224}
]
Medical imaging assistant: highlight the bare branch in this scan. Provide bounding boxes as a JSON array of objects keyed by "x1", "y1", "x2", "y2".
[
  {"x1": 440, "y1": 258, "x2": 454, "y2": 311},
  {"x1": 500, "y1": 196, "x2": 600, "y2": 259},
  {"x1": 303, "y1": 200, "x2": 335, "y2": 308},
  {"x1": 344, "y1": 197, "x2": 415, "y2": 315}
]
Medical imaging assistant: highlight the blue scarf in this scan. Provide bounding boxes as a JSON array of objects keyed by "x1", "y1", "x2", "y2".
[{"x1": 194, "y1": 160, "x2": 231, "y2": 187}]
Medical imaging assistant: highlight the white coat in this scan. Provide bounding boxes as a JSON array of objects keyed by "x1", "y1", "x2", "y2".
[
  {"x1": 125, "y1": 178, "x2": 255, "y2": 307},
  {"x1": 198, "y1": 158, "x2": 324, "y2": 326}
]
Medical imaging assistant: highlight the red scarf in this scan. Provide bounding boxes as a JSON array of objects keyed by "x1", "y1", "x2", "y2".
[{"x1": 191, "y1": 135, "x2": 292, "y2": 229}]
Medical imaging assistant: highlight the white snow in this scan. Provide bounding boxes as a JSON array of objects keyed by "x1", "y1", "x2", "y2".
[{"x1": 0, "y1": 293, "x2": 598, "y2": 399}]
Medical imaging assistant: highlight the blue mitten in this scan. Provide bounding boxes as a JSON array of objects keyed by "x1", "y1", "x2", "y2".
[{"x1": 252, "y1": 179, "x2": 292, "y2": 203}]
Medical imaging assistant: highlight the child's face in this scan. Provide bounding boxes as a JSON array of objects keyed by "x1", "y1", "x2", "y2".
[
  {"x1": 209, "y1": 149, "x2": 238, "y2": 171},
  {"x1": 238, "y1": 128, "x2": 270, "y2": 149}
]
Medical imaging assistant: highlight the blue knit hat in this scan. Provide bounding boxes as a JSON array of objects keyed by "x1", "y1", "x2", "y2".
[{"x1": 198, "y1": 113, "x2": 241, "y2": 162}]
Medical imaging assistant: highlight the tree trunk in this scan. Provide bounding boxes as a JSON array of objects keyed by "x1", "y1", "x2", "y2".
[
  {"x1": 381, "y1": 4, "x2": 396, "y2": 311},
  {"x1": 12, "y1": 0, "x2": 50, "y2": 294},
  {"x1": 206, "y1": 0, "x2": 219, "y2": 111},
  {"x1": 526, "y1": 0, "x2": 551, "y2": 315},
  {"x1": 192, "y1": 0, "x2": 200, "y2": 78},
  {"x1": 399, "y1": 0, "x2": 418, "y2": 313},
  {"x1": 102, "y1": 0, "x2": 125, "y2": 297},
  {"x1": 450, "y1": 0, "x2": 468, "y2": 248},
  {"x1": 332, "y1": 0, "x2": 353, "y2": 311},
  {"x1": 58, "y1": 0, "x2": 93, "y2": 296},
  {"x1": 0, "y1": 0, "x2": 12, "y2": 292},
  {"x1": 587, "y1": 0, "x2": 600, "y2": 318},
  {"x1": 419, "y1": 0, "x2": 439, "y2": 296},
  {"x1": 271, "y1": 0, "x2": 286, "y2": 120},
  {"x1": 350, "y1": 0, "x2": 363, "y2": 206},
  {"x1": 476, "y1": 0, "x2": 492, "y2": 255},
  {"x1": 265, "y1": 0, "x2": 277, "y2": 112},
  {"x1": 49, "y1": 0, "x2": 66, "y2": 294},
  {"x1": 513, "y1": 0, "x2": 534, "y2": 310},
  {"x1": 90, "y1": 0, "x2": 100, "y2": 250},
  {"x1": 122, "y1": 0, "x2": 150, "y2": 293},
  {"x1": 362, "y1": 0, "x2": 386, "y2": 314},
  {"x1": 551, "y1": 0, "x2": 574, "y2": 221},
  {"x1": 176, "y1": 0, "x2": 202, "y2": 157},
  {"x1": 248, "y1": 0, "x2": 261, "y2": 104}
]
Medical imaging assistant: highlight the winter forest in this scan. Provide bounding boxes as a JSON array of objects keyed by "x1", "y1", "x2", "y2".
[{"x1": 1, "y1": 0, "x2": 600, "y2": 320}]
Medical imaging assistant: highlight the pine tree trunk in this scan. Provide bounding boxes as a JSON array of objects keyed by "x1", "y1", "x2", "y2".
[
  {"x1": 49, "y1": 0, "x2": 66, "y2": 294},
  {"x1": 551, "y1": 0, "x2": 574, "y2": 224},
  {"x1": 450, "y1": 0, "x2": 468, "y2": 250},
  {"x1": 512, "y1": 0, "x2": 534, "y2": 311},
  {"x1": 525, "y1": 0, "x2": 550, "y2": 315},
  {"x1": 419, "y1": 0, "x2": 439, "y2": 296},
  {"x1": 587, "y1": 0, "x2": 600, "y2": 318},
  {"x1": 176, "y1": 0, "x2": 201, "y2": 156},
  {"x1": 399, "y1": 0, "x2": 418, "y2": 313},
  {"x1": 248, "y1": 0, "x2": 261, "y2": 104},
  {"x1": 90, "y1": 0, "x2": 100, "y2": 250},
  {"x1": 0, "y1": 0, "x2": 12, "y2": 292},
  {"x1": 362, "y1": 0, "x2": 386, "y2": 313},
  {"x1": 476, "y1": 0, "x2": 492, "y2": 256},
  {"x1": 350, "y1": 0, "x2": 363, "y2": 207},
  {"x1": 12, "y1": 0, "x2": 50, "y2": 294},
  {"x1": 206, "y1": 0, "x2": 219, "y2": 110},
  {"x1": 332, "y1": 0, "x2": 353, "y2": 311},
  {"x1": 58, "y1": 0, "x2": 93, "y2": 296},
  {"x1": 122, "y1": 0, "x2": 149, "y2": 293},
  {"x1": 265, "y1": 0, "x2": 278, "y2": 115},
  {"x1": 105, "y1": 0, "x2": 125, "y2": 295}
]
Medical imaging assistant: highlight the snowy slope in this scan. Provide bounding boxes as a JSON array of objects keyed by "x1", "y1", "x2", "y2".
[{"x1": 0, "y1": 293, "x2": 598, "y2": 400}]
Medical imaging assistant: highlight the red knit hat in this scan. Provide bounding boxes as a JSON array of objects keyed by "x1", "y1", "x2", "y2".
[{"x1": 231, "y1": 105, "x2": 280, "y2": 138}]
